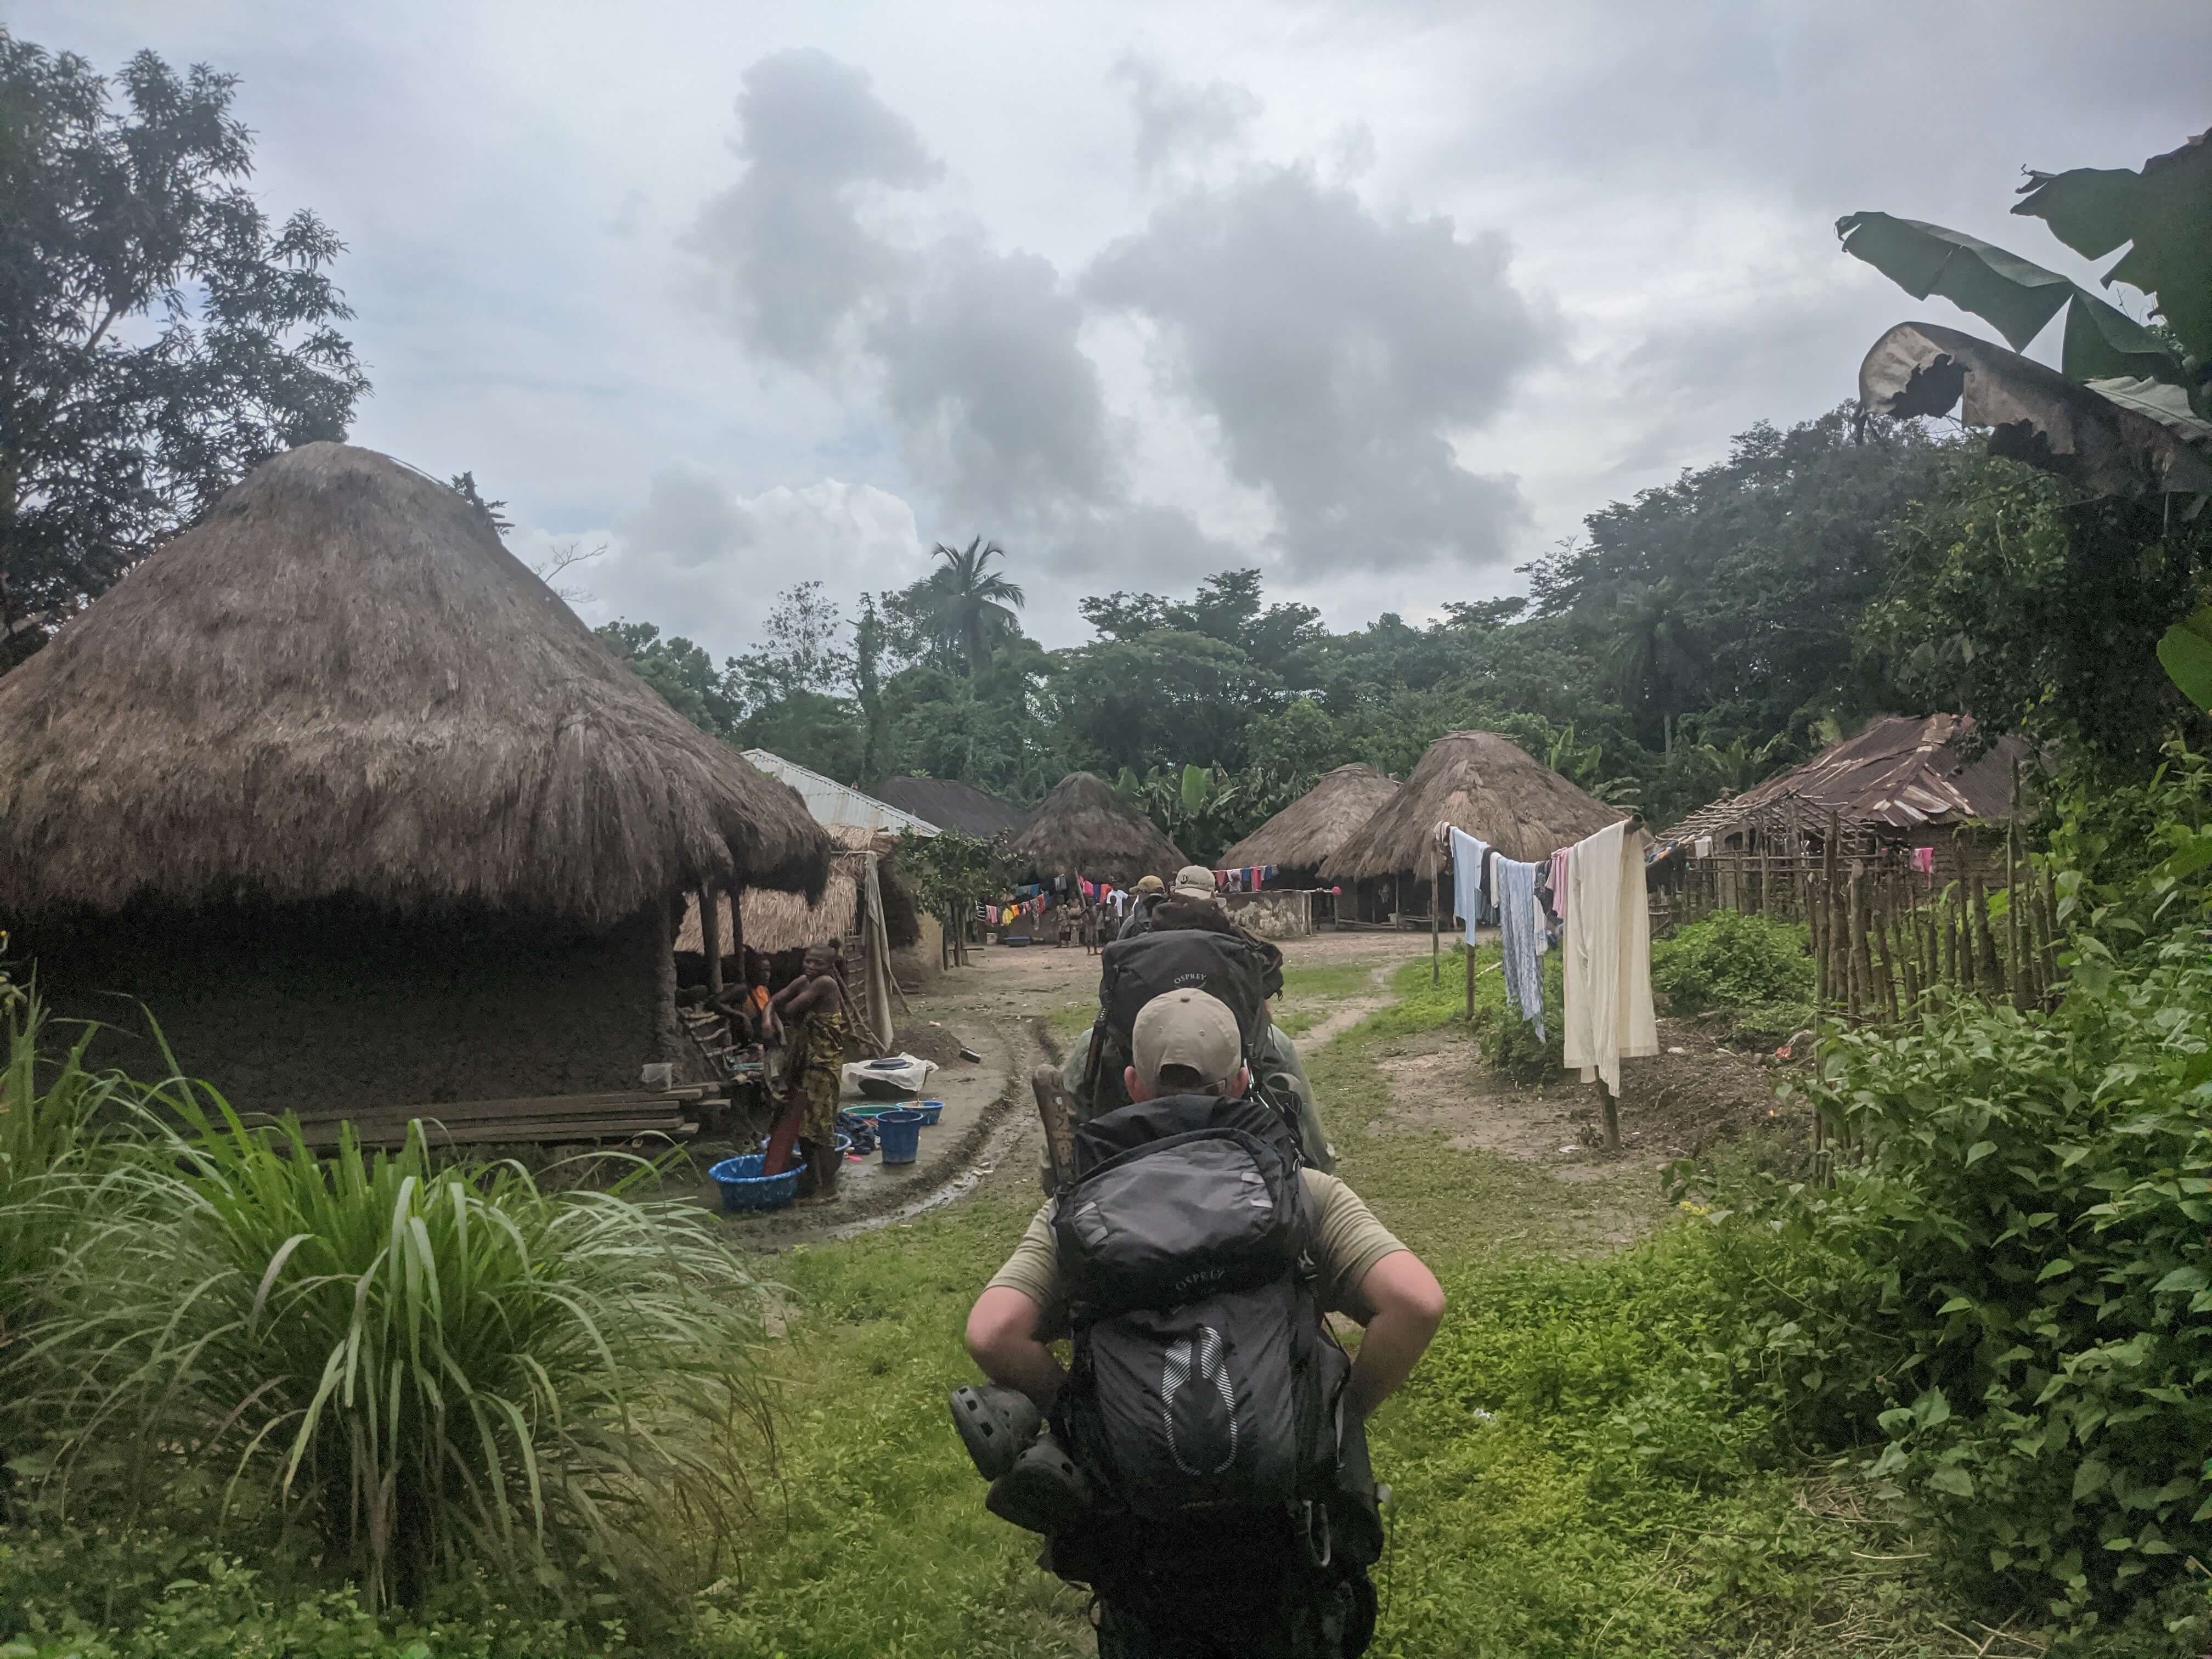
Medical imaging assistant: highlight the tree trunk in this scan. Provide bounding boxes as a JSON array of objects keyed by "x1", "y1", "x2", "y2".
[{"x1": 701, "y1": 884, "x2": 723, "y2": 997}]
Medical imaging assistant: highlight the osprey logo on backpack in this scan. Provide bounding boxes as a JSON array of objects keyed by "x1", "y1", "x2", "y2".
[{"x1": 1161, "y1": 1327, "x2": 1238, "y2": 1476}]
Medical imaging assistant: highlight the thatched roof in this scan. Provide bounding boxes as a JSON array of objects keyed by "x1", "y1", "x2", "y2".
[
  {"x1": 1664, "y1": 714, "x2": 2033, "y2": 843},
  {"x1": 0, "y1": 443, "x2": 831, "y2": 930},
  {"x1": 1219, "y1": 763, "x2": 1401, "y2": 872},
  {"x1": 679, "y1": 823, "x2": 917, "y2": 957},
  {"x1": 873, "y1": 775, "x2": 1023, "y2": 838},
  {"x1": 1320, "y1": 731, "x2": 1623, "y2": 879},
  {"x1": 1002, "y1": 771, "x2": 1187, "y2": 888}
]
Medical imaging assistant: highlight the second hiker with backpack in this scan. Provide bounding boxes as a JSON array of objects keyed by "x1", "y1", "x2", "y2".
[{"x1": 956, "y1": 986, "x2": 1445, "y2": 1658}]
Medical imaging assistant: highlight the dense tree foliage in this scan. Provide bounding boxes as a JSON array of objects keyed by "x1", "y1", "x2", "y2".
[
  {"x1": 595, "y1": 400, "x2": 2210, "y2": 860},
  {"x1": 0, "y1": 31, "x2": 366, "y2": 663}
]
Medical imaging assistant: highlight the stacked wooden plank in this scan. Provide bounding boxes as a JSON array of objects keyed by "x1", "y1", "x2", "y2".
[{"x1": 278, "y1": 1089, "x2": 705, "y2": 1152}]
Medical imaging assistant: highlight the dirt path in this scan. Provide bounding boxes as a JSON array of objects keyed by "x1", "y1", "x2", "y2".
[
  {"x1": 724, "y1": 928, "x2": 1797, "y2": 1250},
  {"x1": 1293, "y1": 957, "x2": 1400, "y2": 1049}
]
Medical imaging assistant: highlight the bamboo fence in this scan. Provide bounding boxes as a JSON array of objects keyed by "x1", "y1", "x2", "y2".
[{"x1": 1654, "y1": 788, "x2": 2062, "y2": 1177}]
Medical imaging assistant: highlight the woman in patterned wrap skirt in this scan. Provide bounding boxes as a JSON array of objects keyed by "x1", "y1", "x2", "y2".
[{"x1": 766, "y1": 941, "x2": 850, "y2": 1202}]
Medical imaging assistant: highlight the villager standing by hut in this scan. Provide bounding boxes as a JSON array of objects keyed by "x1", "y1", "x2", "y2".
[{"x1": 767, "y1": 941, "x2": 850, "y2": 1203}]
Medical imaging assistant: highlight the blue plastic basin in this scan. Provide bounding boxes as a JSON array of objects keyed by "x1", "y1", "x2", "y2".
[{"x1": 708, "y1": 1153, "x2": 799, "y2": 1213}]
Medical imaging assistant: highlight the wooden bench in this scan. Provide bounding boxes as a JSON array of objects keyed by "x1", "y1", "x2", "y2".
[{"x1": 272, "y1": 1090, "x2": 703, "y2": 1152}]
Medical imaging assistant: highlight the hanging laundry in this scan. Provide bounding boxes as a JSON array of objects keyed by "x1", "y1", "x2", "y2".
[
  {"x1": 1694, "y1": 836, "x2": 1712, "y2": 859},
  {"x1": 1911, "y1": 846, "x2": 1934, "y2": 877},
  {"x1": 1495, "y1": 855, "x2": 1547, "y2": 1038},
  {"x1": 1547, "y1": 848, "x2": 1571, "y2": 924},
  {"x1": 1448, "y1": 828, "x2": 1490, "y2": 945},
  {"x1": 1561, "y1": 822, "x2": 1659, "y2": 1101}
]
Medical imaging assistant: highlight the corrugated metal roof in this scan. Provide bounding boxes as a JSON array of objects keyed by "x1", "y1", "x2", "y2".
[
  {"x1": 741, "y1": 750, "x2": 939, "y2": 835},
  {"x1": 1664, "y1": 715, "x2": 2032, "y2": 842}
]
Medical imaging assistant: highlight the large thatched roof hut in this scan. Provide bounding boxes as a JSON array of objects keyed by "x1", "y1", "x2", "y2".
[
  {"x1": 873, "y1": 775, "x2": 1023, "y2": 839},
  {"x1": 1320, "y1": 731, "x2": 1622, "y2": 922},
  {"x1": 1001, "y1": 772, "x2": 1187, "y2": 889},
  {"x1": 0, "y1": 442, "x2": 832, "y2": 1113},
  {"x1": 1219, "y1": 764, "x2": 1401, "y2": 879}
]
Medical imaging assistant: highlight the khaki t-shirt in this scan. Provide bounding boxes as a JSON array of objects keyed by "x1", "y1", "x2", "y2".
[{"x1": 986, "y1": 1170, "x2": 1406, "y2": 1334}]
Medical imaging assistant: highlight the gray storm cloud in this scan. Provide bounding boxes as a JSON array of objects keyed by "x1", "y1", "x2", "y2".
[
  {"x1": 1112, "y1": 54, "x2": 1261, "y2": 179},
  {"x1": 623, "y1": 464, "x2": 757, "y2": 567},
  {"x1": 1085, "y1": 165, "x2": 1545, "y2": 575},
  {"x1": 872, "y1": 243, "x2": 1119, "y2": 523},
  {"x1": 687, "y1": 48, "x2": 940, "y2": 365},
  {"x1": 685, "y1": 49, "x2": 1550, "y2": 595}
]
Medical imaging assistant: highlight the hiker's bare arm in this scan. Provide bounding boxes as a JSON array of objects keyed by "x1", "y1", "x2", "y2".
[
  {"x1": 1345, "y1": 1250, "x2": 1444, "y2": 1419},
  {"x1": 966, "y1": 1287, "x2": 1067, "y2": 1410}
]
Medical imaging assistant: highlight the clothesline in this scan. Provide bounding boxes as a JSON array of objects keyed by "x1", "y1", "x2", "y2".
[{"x1": 1435, "y1": 818, "x2": 1657, "y2": 1102}]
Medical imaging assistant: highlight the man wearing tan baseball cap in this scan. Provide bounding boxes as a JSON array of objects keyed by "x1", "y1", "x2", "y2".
[
  {"x1": 972, "y1": 989, "x2": 1440, "y2": 1417},
  {"x1": 962, "y1": 988, "x2": 1443, "y2": 1652},
  {"x1": 1169, "y1": 864, "x2": 1218, "y2": 903}
]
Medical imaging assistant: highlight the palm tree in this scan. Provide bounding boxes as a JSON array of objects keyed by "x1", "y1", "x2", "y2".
[
  {"x1": 926, "y1": 538, "x2": 1025, "y2": 675},
  {"x1": 1604, "y1": 580, "x2": 1706, "y2": 752}
]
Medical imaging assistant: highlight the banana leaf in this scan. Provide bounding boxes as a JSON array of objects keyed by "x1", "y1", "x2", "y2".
[
  {"x1": 1857, "y1": 321, "x2": 2212, "y2": 497},
  {"x1": 1837, "y1": 212, "x2": 2186, "y2": 391},
  {"x1": 2157, "y1": 606, "x2": 2212, "y2": 714},
  {"x1": 2013, "y1": 129, "x2": 2212, "y2": 363},
  {"x1": 1179, "y1": 763, "x2": 1210, "y2": 816}
]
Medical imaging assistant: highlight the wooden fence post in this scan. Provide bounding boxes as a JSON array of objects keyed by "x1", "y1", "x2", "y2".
[
  {"x1": 2006, "y1": 818, "x2": 2024, "y2": 1008},
  {"x1": 1845, "y1": 870, "x2": 1866, "y2": 1021}
]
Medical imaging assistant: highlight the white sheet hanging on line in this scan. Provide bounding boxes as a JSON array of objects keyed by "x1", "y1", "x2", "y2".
[
  {"x1": 1561, "y1": 820, "x2": 1659, "y2": 1099},
  {"x1": 1448, "y1": 827, "x2": 1489, "y2": 946}
]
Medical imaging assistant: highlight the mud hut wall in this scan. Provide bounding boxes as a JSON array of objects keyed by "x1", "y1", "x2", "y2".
[
  {"x1": 1220, "y1": 888, "x2": 1313, "y2": 939},
  {"x1": 24, "y1": 900, "x2": 667, "y2": 1117}
]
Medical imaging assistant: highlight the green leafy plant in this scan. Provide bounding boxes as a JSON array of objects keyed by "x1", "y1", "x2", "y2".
[
  {"x1": 1687, "y1": 751, "x2": 2212, "y2": 1620},
  {"x1": 894, "y1": 827, "x2": 1017, "y2": 923},
  {"x1": 36, "y1": 1102, "x2": 775, "y2": 1614},
  {"x1": 1651, "y1": 910, "x2": 1814, "y2": 1024}
]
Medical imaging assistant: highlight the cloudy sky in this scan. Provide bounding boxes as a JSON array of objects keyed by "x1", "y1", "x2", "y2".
[{"x1": 34, "y1": 1, "x2": 2212, "y2": 657}]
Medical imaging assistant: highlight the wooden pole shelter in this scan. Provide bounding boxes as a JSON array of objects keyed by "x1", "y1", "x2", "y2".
[{"x1": 701, "y1": 883, "x2": 724, "y2": 996}]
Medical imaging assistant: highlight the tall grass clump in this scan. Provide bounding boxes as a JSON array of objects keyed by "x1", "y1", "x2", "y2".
[
  {"x1": 0, "y1": 994, "x2": 148, "y2": 1462},
  {"x1": 40, "y1": 1098, "x2": 776, "y2": 1615}
]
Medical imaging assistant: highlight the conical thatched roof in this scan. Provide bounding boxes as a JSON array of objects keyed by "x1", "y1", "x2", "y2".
[
  {"x1": 1320, "y1": 731, "x2": 1622, "y2": 879},
  {"x1": 1002, "y1": 772, "x2": 1187, "y2": 888},
  {"x1": 0, "y1": 442, "x2": 831, "y2": 929},
  {"x1": 1219, "y1": 763, "x2": 1401, "y2": 872}
]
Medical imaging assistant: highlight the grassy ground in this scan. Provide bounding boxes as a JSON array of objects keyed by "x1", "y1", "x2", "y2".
[
  {"x1": 702, "y1": 952, "x2": 2117, "y2": 1659},
  {"x1": 1041, "y1": 1002, "x2": 1096, "y2": 1051}
]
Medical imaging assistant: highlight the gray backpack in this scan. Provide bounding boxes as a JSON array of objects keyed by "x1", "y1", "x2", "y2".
[{"x1": 1046, "y1": 1092, "x2": 1382, "y2": 1652}]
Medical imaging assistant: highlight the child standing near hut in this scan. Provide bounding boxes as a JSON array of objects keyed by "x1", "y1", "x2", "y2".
[{"x1": 767, "y1": 941, "x2": 850, "y2": 1203}]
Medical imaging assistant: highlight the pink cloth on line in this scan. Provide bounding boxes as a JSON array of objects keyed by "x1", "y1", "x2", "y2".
[
  {"x1": 1912, "y1": 847, "x2": 1935, "y2": 876},
  {"x1": 1548, "y1": 847, "x2": 1571, "y2": 918}
]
